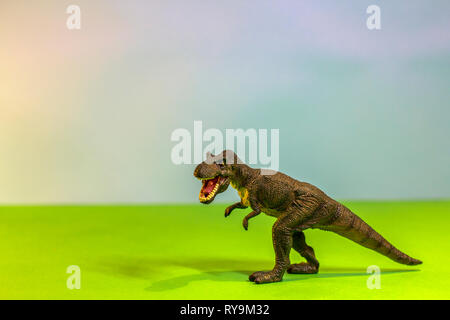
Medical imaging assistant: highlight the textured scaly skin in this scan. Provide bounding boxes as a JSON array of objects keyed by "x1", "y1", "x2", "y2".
[{"x1": 194, "y1": 151, "x2": 422, "y2": 284}]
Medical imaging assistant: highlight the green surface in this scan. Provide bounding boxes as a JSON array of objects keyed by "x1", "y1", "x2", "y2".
[{"x1": 0, "y1": 201, "x2": 449, "y2": 299}]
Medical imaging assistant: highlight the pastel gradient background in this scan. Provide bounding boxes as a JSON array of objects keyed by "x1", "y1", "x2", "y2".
[
  {"x1": 1, "y1": 1, "x2": 449, "y2": 204},
  {"x1": 1, "y1": 1, "x2": 450, "y2": 300}
]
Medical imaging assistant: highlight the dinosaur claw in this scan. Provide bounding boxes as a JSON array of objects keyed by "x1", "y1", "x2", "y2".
[
  {"x1": 249, "y1": 271, "x2": 282, "y2": 284},
  {"x1": 249, "y1": 271, "x2": 263, "y2": 282},
  {"x1": 287, "y1": 263, "x2": 319, "y2": 274}
]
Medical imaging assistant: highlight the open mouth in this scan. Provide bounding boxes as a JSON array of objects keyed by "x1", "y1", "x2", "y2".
[{"x1": 199, "y1": 176, "x2": 222, "y2": 203}]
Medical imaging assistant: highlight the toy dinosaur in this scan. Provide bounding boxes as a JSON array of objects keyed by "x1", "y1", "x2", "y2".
[{"x1": 193, "y1": 150, "x2": 422, "y2": 284}]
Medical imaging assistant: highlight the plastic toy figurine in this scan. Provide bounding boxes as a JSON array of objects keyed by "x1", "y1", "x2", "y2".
[{"x1": 193, "y1": 150, "x2": 422, "y2": 284}]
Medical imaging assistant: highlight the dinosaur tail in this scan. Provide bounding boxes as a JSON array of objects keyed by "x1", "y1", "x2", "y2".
[{"x1": 320, "y1": 205, "x2": 422, "y2": 266}]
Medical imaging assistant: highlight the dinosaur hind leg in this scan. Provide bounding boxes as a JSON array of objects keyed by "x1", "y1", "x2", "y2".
[{"x1": 287, "y1": 231, "x2": 319, "y2": 274}]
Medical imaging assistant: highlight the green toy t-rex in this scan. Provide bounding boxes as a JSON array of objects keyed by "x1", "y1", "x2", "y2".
[{"x1": 193, "y1": 150, "x2": 422, "y2": 284}]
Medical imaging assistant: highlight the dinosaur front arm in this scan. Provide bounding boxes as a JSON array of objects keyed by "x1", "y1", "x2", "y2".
[
  {"x1": 224, "y1": 202, "x2": 248, "y2": 217},
  {"x1": 242, "y1": 210, "x2": 261, "y2": 230}
]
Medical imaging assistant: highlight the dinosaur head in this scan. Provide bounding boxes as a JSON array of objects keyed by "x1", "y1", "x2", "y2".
[{"x1": 193, "y1": 150, "x2": 242, "y2": 204}]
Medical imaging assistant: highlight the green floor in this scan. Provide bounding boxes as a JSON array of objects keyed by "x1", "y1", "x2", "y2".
[{"x1": 0, "y1": 201, "x2": 449, "y2": 299}]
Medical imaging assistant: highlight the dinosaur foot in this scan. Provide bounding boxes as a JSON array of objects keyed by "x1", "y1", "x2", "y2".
[
  {"x1": 287, "y1": 262, "x2": 319, "y2": 274},
  {"x1": 249, "y1": 271, "x2": 283, "y2": 284}
]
